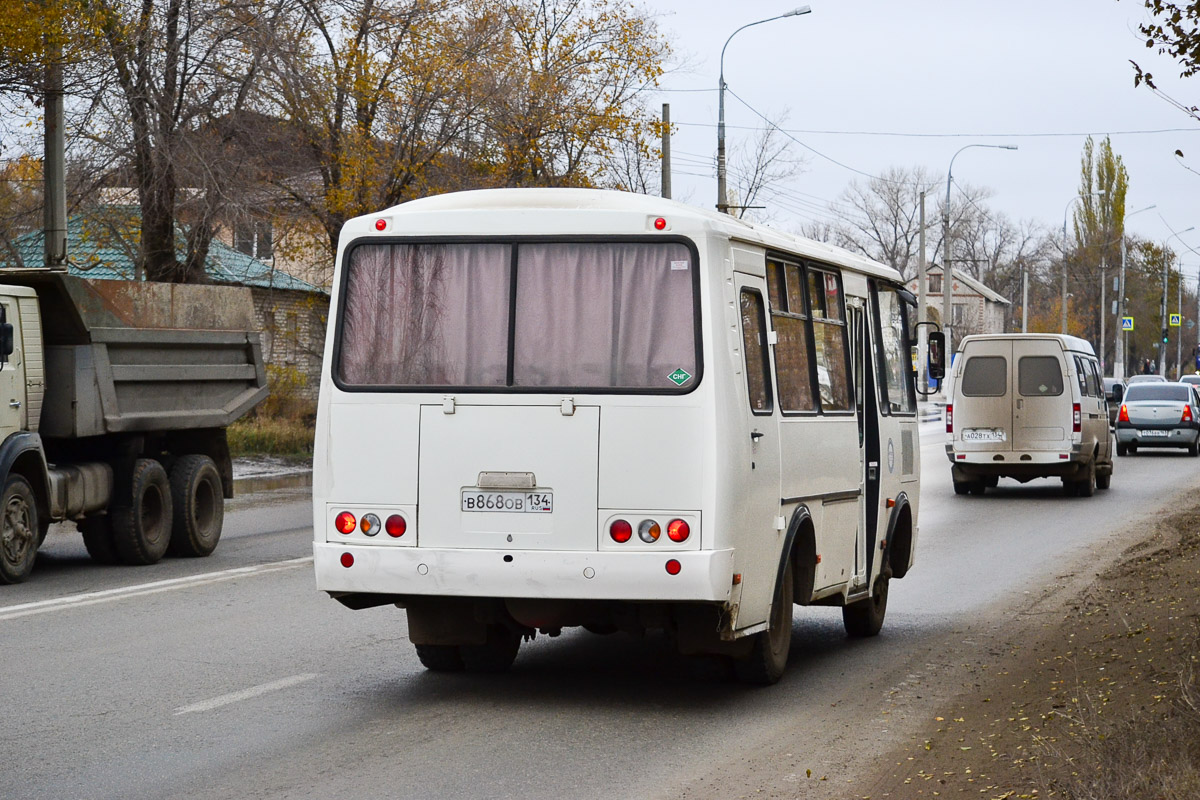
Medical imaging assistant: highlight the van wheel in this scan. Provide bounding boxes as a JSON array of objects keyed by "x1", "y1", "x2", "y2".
[
  {"x1": 112, "y1": 458, "x2": 173, "y2": 565},
  {"x1": 167, "y1": 455, "x2": 223, "y2": 557},
  {"x1": 460, "y1": 625, "x2": 521, "y2": 673},
  {"x1": 843, "y1": 574, "x2": 889, "y2": 638},
  {"x1": 734, "y1": 558, "x2": 794, "y2": 685},
  {"x1": 1076, "y1": 459, "x2": 1096, "y2": 497},
  {"x1": 1096, "y1": 469, "x2": 1112, "y2": 490},
  {"x1": 79, "y1": 515, "x2": 119, "y2": 565},
  {"x1": 0, "y1": 475, "x2": 38, "y2": 584},
  {"x1": 415, "y1": 644, "x2": 464, "y2": 672}
]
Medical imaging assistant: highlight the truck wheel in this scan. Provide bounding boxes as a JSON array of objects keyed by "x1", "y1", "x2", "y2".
[
  {"x1": 843, "y1": 574, "x2": 889, "y2": 638},
  {"x1": 112, "y1": 459, "x2": 173, "y2": 566},
  {"x1": 79, "y1": 515, "x2": 119, "y2": 565},
  {"x1": 734, "y1": 558, "x2": 794, "y2": 685},
  {"x1": 414, "y1": 644, "x2": 465, "y2": 672},
  {"x1": 0, "y1": 474, "x2": 38, "y2": 584},
  {"x1": 460, "y1": 625, "x2": 521, "y2": 673},
  {"x1": 167, "y1": 455, "x2": 223, "y2": 557}
]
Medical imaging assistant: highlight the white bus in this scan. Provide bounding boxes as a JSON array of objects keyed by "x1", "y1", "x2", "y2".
[{"x1": 312, "y1": 189, "x2": 938, "y2": 684}]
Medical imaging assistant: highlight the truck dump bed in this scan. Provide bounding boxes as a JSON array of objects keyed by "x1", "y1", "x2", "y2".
[{"x1": 5, "y1": 270, "x2": 268, "y2": 438}]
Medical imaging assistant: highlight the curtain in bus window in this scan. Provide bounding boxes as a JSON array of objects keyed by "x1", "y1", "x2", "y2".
[
  {"x1": 813, "y1": 320, "x2": 853, "y2": 411},
  {"x1": 740, "y1": 290, "x2": 772, "y2": 413},
  {"x1": 512, "y1": 242, "x2": 696, "y2": 389},
  {"x1": 774, "y1": 315, "x2": 815, "y2": 411},
  {"x1": 338, "y1": 243, "x2": 511, "y2": 386},
  {"x1": 876, "y1": 288, "x2": 917, "y2": 413}
]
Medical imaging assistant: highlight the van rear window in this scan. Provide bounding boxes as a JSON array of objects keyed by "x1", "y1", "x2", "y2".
[
  {"x1": 960, "y1": 356, "x2": 1006, "y2": 397},
  {"x1": 1018, "y1": 356, "x2": 1064, "y2": 396},
  {"x1": 336, "y1": 240, "x2": 699, "y2": 392}
]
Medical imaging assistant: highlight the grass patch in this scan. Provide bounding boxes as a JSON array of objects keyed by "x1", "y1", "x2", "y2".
[
  {"x1": 229, "y1": 364, "x2": 315, "y2": 457},
  {"x1": 228, "y1": 414, "x2": 313, "y2": 458}
]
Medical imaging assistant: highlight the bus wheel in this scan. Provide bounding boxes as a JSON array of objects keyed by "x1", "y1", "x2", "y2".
[
  {"x1": 460, "y1": 625, "x2": 521, "y2": 673},
  {"x1": 79, "y1": 515, "x2": 119, "y2": 565},
  {"x1": 0, "y1": 474, "x2": 38, "y2": 584},
  {"x1": 112, "y1": 458, "x2": 173, "y2": 565},
  {"x1": 968, "y1": 481, "x2": 986, "y2": 496},
  {"x1": 734, "y1": 558, "x2": 794, "y2": 686},
  {"x1": 167, "y1": 455, "x2": 224, "y2": 557},
  {"x1": 415, "y1": 644, "x2": 464, "y2": 672},
  {"x1": 843, "y1": 575, "x2": 889, "y2": 638},
  {"x1": 953, "y1": 479, "x2": 970, "y2": 496}
]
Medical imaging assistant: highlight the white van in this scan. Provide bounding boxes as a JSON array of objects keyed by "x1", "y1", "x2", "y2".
[
  {"x1": 946, "y1": 334, "x2": 1112, "y2": 496},
  {"x1": 312, "y1": 189, "x2": 937, "y2": 684}
]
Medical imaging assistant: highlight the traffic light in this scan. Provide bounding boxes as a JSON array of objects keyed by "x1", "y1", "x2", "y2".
[{"x1": 1163, "y1": 327, "x2": 1169, "y2": 344}]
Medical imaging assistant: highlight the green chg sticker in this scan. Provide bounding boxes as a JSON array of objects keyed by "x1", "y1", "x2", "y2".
[{"x1": 668, "y1": 368, "x2": 692, "y2": 386}]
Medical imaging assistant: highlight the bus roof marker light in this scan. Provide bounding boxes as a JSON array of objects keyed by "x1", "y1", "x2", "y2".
[
  {"x1": 653, "y1": 217, "x2": 667, "y2": 230},
  {"x1": 375, "y1": 218, "x2": 387, "y2": 231}
]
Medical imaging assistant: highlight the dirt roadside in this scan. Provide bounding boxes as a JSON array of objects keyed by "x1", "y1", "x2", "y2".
[
  {"x1": 671, "y1": 487, "x2": 1200, "y2": 800},
  {"x1": 855, "y1": 495, "x2": 1200, "y2": 799}
]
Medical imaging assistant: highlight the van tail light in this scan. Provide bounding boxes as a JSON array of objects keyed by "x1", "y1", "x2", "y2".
[
  {"x1": 1118, "y1": 404, "x2": 1130, "y2": 423},
  {"x1": 945, "y1": 404, "x2": 953, "y2": 434},
  {"x1": 1184, "y1": 404, "x2": 1194, "y2": 423},
  {"x1": 1072, "y1": 403, "x2": 1081, "y2": 433}
]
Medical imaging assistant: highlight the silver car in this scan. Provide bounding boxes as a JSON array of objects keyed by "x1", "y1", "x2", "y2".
[{"x1": 1115, "y1": 382, "x2": 1200, "y2": 456}]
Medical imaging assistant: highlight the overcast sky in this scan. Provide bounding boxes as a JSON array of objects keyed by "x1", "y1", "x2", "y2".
[{"x1": 644, "y1": 0, "x2": 1200, "y2": 276}]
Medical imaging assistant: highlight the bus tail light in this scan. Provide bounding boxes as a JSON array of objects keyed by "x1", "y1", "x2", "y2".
[
  {"x1": 945, "y1": 404, "x2": 953, "y2": 434},
  {"x1": 667, "y1": 519, "x2": 690, "y2": 542},
  {"x1": 340, "y1": 552, "x2": 354, "y2": 568},
  {"x1": 638, "y1": 520, "x2": 661, "y2": 543},
  {"x1": 665, "y1": 559, "x2": 681, "y2": 575},
  {"x1": 1072, "y1": 403, "x2": 1081, "y2": 433},
  {"x1": 1118, "y1": 403, "x2": 1130, "y2": 423},
  {"x1": 609, "y1": 519, "x2": 632, "y2": 543},
  {"x1": 335, "y1": 511, "x2": 356, "y2": 534},
  {"x1": 385, "y1": 514, "x2": 407, "y2": 537},
  {"x1": 360, "y1": 514, "x2": 381, "y2": 536}
]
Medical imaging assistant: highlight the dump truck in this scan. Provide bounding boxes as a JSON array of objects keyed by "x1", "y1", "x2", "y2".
[{"x1": 0, "y1": 270, "x2": 268, "y2": 584}]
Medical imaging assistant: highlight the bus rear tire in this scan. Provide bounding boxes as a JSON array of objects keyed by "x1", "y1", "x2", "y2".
[
  {"x1": 734, "y1": 558, "x2": 793, "y2": 686},
  {"x1": 415, "y1": 644, "x2": 464, "y2": 672},
  {"x1": 843, "y1": 575, "x2": 889, "y2": 638},
  {"x1": 460, "y1": 625, "x2": 521, "y2": 673}
]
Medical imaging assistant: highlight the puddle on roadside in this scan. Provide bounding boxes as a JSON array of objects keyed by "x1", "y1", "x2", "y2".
[{"x1": 233, "y1": 471, "x2": 313, "y2": 494}]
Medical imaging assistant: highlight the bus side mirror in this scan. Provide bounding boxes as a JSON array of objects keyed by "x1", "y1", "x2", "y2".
[{"x1": 927, "y1": 331, "x2": 946, "y2": 382}]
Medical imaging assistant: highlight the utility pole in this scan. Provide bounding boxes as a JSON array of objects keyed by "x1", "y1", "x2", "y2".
[
  {"x1": 1160, "y1": 245, "x2": 1169, "y2": 377},
  {"x1": 918, "y1": 190, "x2": 927, "y2": 391},
  {"x1": 1021, "y1": 267, "x2": 1028, "y2": 333},
  {"x1": 661, "y1": 103, "x2": 671, "y2": 200},
  {"x1": 44, "y1": 39, "x2": 67, "y2": 269},
  {"x1": 1177, "y1": 268, "x2": 1183, "y2": 379},
  {"x1": 1099, "y1": 254, "x2": 1107, "y2": 374}
]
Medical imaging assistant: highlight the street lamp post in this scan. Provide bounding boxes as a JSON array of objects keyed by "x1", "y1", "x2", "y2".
[
  {"x1": 717, "y1": 7, "x2": 811, "y2": 214},
  {"x1": 941, "y1": 144, "x2": 1016, "y2": 370},
  {"x1": 1114, "y1": 204, "x2": 1157, "y2": 382},
  {"x1": 1061, "y1": 191, "x2": 1106, "y2": 335},
  {"x1": 1162, "y1": 227, "x2": 1195, "y2": 377}
]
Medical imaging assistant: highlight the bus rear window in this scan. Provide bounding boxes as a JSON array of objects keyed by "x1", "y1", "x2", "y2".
[{"x1": 337, "y1": 240, "x2": 699, "y2": 392}]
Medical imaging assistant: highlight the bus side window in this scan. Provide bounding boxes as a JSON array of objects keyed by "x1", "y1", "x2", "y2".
[{"x1": 740, "y1": 289, "x2": 774, "y2": 415}]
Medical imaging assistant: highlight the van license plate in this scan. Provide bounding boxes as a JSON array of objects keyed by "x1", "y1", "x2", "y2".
[
  {"x1": 461, "y1": 491, "x2": 553, "y2": 513},
  {"x1": 1140, "y1": 429, "x2": 1169, "y2": 437},
  {"x1": 962, "y1": 428, "x2": 1006, "y2": 442}
]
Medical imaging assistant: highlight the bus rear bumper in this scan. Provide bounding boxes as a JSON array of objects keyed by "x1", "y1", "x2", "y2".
[{"x1": 313, "y1": 543, "x2": 735, "y2": 603}]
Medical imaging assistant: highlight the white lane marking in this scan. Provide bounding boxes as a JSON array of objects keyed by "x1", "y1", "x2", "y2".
[
  {"x1": 0, "y1": 557, "x2": 313, "y2": 622},
  {"x1": 174, "y1": 673, "x2": 319, "y2": 716}
]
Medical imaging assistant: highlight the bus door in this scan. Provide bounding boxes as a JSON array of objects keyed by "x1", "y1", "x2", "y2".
[
  {"x1": 848, "y1": 297, "x2": 878, "y2": 593},
  {"x1": 734, "y1": 279, "x2": 783, "y2": 625}
]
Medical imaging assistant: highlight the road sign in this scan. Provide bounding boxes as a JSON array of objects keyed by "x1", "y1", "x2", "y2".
[
  {"x1": 1170, "y1": 313, "x2": 1182, "y2": 327},
  {"x1": 1121, "y1": 316, "x2": 1134, "y2": 331}
]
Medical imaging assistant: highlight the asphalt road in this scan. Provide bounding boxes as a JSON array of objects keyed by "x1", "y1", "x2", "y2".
[{"x1": 3, "y1": 425, "x2": 1198, "y2": 800}]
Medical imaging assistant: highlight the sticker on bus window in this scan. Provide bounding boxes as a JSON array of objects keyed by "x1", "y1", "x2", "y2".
[
  {"x1": 668, "y1": 368, "x2": 692, "y2": 386},
  {"x1": 670, "y1": 260, "x2": 689, "y2": 271}
]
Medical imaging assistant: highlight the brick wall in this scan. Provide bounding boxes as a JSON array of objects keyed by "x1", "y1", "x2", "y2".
[{"x1": 250, "y1": 288, "x2": 329, "y2": 402}]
